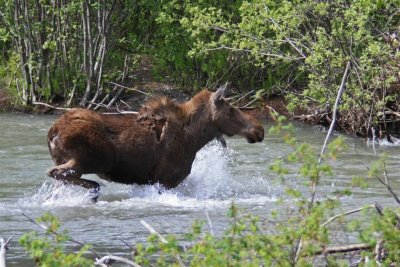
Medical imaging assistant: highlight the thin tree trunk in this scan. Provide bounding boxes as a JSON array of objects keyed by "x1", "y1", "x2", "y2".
[
  {"x1": 80, "y1": 0, "x2": 93, "y2": 106},
  {"x1": 23, "y1": 0, "x2": 37, "y2": 104},
  {"x1": 106, "y1": 55, "x2": 130, "y2": 108},
  {"x1": 88, "y1": 0, "x2": 116, "y2": 109},
  {"x1": 14, "y1": 0, "x2": 28, "y2": 104}
]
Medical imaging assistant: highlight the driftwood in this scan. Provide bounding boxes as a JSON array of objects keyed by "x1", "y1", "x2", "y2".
[
  {"x1": 32, "y1": 101, "x2": 138, "y2": 116},
  {"x1": 306, "y1": 201, "x2": 398, "y2": 263},
  {"x1": 95, "y1": 255, "x2": 141, "y2": 267},
  {"x1": 320, "y1": 243, "x2": 372, "y2": 255},
  {"x1": 33, "y1": 101, "x2": 72, "y2": 111}
]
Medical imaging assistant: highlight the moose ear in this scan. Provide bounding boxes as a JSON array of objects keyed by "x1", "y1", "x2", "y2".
[{"x1": 212, "y1": 82, "x2": 229, "y2": 104}]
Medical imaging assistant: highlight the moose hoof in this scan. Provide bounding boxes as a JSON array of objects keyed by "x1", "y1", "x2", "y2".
[
  {"x1": 47, "y1": 167, "x2": 59, "y2": 177},
  {"x1": 62, "y1": 169, "x2": 80, "y2": 178}
]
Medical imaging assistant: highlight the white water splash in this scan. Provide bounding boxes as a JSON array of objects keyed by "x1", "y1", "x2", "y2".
[
  {"x1": 367, "y1": 135, "x2": 400, "y2": 147},
  {"x1": 19, "y1": 142, "x2": 277, "y2": 209},
  {"x1": 19, "y1": 181, "x2": 96, "y2": 207}
]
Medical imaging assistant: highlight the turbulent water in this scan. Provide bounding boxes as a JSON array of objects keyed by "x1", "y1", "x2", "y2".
[{"x1": 1, "y1": 113, "x2": 400, "y2": 266}]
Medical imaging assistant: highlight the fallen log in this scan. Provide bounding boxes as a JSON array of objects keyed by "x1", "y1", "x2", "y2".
[{"x1": 320, "y1": 243, "x2": 372, "y2": 255}]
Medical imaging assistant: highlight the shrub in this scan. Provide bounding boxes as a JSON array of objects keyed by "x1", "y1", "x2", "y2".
[{"x1": 181, "y1": 0, "x2": 400, "y2": 136}]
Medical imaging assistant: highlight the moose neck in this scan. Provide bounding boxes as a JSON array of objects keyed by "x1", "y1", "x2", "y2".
[{"x1": 181, "y1": 91, "x2": 221, "y2": 153}]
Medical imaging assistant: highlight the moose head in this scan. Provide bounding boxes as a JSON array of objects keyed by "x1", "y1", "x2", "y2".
[{"x1": 210, "y1": 84, "x2": 264, "y2": 144}]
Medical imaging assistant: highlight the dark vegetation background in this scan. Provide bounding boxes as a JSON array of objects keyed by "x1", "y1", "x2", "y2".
[
  {"x1": 0, "y1": 0, "x2": 399, "y2": 137},
  {"x1": 1, "y1": 1, "x2": 400, "y2": 265}
]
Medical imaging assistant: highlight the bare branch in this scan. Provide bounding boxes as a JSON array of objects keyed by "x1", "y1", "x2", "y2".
[
  {"x1": 383, "y1": 109, "x2": 400, "y2": 118},
  {"x1": 351, "y1": 146, "x2": 400, "y2": 206},
  {"x1": 101, "y1": 111, "x2": 138, "y2": 115},
  {"x1": 312, "y1": 61, "x2": 351, "y2": 203},
  {"x1": 204, "y1": 45, "x2": 302, "y2": 61},
  {"x1": 205, "y1": 209, "x2": 214, "y2": 237},
  {"x1": 108, "y1": 82, "x2": 151, "y2": 97},
  {"x1": 230, "y1": 90, "x2": 254, "y2": 105},
  {"x1": 32, "y1": 101, "x2": 72, "y2": 111},
  {"x1": 106, "y1": 88, "x2": 125, "y2": 108},
  {"x1": 22, "y1": 212, "x2": 47, "y2": 230},
  {"x1": 0, "y1": 237, "x2": 12, "y2": 267},
  {"x1": 267, "y1": 16, "x2": 307, "y2": 59},
  {"x1": 119, "y1": 100, "x2": 132, "y2": 110},
  {"x1": 0, "y1": 97, "x2": 13, "y2": 102},
  {"x1": 139, "y1": 220, "x2": 185, "y2": 267},
  {"x1": 375, "y1": 175, "x2": 400, "y2": 205},
  {"x1": 321, "y1": 205, "x2": 375, "y2": 227},
  {"x1": 120, "y1": 239, "x2": 134, "y2": 250},
  {"x1": 295, "y1": 61, "x2": 351, "y2": 264},
  {"x1": 22, "y1": 213, "x2": 101, "y2": 258},
  {"x1": 140, "y1": 219, "x2": 167, "y2": 243},
  {"x1": 321, "y1": 243, "x2": 372, "y2": 255}
]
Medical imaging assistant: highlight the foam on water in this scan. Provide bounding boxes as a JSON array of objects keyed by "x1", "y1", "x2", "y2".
[
  {"x1": 18, "y1": 142, "x2": 278, "y2": 209},
  {"x1": 367, "y1": 136, "x2": 400, "y2": 147},
  {"x1": 20, "y1": 181, "x2": 96, "y2": 207}
]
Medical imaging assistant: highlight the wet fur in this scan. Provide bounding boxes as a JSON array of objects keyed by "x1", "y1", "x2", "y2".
[{"x1": 47, "y1": 89, "x2": 264, "y2": 189}]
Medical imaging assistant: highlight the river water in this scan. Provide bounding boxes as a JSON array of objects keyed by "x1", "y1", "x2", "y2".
[{"x1": 1, "y1": 113, "x2": 400, "y2": 266}]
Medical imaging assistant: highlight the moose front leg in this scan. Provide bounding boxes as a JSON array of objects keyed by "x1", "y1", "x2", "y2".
[{"x1": 47, "y1": 160, "x2": 100, "y2": 190}]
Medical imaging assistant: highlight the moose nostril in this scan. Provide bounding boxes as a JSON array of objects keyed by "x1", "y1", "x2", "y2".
[
  {"x1": 253, "y1": 126, "x2": 264, "y2": 141},
  {"x1": 249, "y1": 127, "x2": 263, "y2": 141}
]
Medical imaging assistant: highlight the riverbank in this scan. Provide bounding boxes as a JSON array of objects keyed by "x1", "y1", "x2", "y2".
[
  {"x1": 0, "y1": 80, "x2": 278, "y2": 118},
  {"x1": 0, "y1": 53, "x2": 398, "y2": 139},
  {"x1": 1, "y1": 82, "x2": 399, "y2": 141}
]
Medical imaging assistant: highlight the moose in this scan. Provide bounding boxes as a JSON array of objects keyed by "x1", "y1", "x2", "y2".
[{"x1": 47, "y1": 85, "x2": 264, "y2": 193}]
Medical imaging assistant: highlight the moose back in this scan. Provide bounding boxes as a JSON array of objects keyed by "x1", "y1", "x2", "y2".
[{"x1": 47, "y1": 87, "x2": 265, "y2": 190}]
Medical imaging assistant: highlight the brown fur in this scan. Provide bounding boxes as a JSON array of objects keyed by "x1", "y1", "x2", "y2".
[{"x1": 47, "y1": 89, "x2": 264, "y2": 190}]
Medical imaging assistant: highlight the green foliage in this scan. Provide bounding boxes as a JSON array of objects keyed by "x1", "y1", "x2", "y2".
[
  {"x1": 1, "y1": 0, "x2": 399, "y2": 133},
  {"x1": 132, "y1": 203, "x2": 300, "y2": 267},
  {"x1": 153, "y1": 0, "x2": 249, "y2": 87},
  {"x1": 19, "y1": 213, "x2": 92, "y2": 267},
  {"x1": 17, "y1": 117, "x2": 400, "y2": 265},
  {"x1": 179, "y1": 0, "x2": 400, "y2": 135}
]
